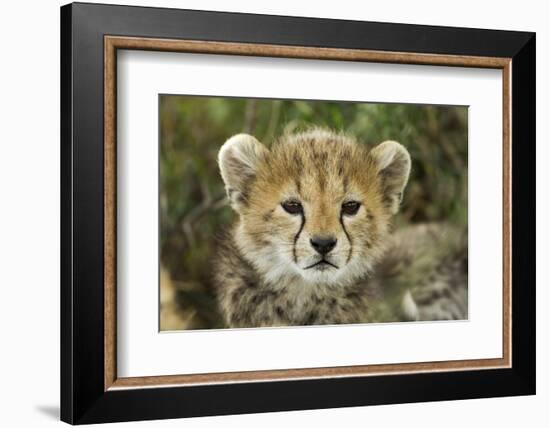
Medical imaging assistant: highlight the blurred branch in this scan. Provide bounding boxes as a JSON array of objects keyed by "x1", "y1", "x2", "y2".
[
  {"x1": 243, "y1": 98, "x2": 259, "y2": 133},
  {"x1": 426, "y1": 108, "x2": 464, "y2": 171},
  {"x1": 263, "y1": 100, "x2": 282, "y2": 144},
  {"x1": 181, "y1": 183, "x2": 227, "y2": 246},
  {"x1": 439, "y1": 137, "x2": 464, "y2": 171}
]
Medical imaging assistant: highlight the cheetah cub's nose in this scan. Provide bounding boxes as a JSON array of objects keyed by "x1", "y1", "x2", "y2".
[{"x1": 310, "y1": 236, "x2": 337, "y2": 255}]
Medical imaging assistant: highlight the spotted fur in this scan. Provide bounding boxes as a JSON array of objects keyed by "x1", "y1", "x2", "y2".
[{"x1": 213, "y1": 128, "x2": 467, "y2": 328}]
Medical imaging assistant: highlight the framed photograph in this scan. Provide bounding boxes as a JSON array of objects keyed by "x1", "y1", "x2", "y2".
[{"x1": 60, "y1": 2, "x2": 535, "y2": 424}]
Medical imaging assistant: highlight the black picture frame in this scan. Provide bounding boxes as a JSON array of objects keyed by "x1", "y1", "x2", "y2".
[{"x1": 61, "y1": 2, "x2": 535, "y2": 424}]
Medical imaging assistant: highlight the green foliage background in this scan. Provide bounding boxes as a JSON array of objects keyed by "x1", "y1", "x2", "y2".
[{"x1": 159, "y1": 95, "x2": 468, "y2": 330}]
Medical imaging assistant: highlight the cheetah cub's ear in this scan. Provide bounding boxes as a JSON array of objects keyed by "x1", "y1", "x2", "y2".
[
  {"x1": 369, "y1": 141, "x2": 411, "y2": 214},
  {"x1": 218, "y1": 134, "x2": 268, "y2": 212}
]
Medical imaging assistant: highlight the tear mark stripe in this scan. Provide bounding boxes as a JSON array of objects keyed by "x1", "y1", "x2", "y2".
[
  {"x1": 340, "y1": 214, "x2": 353, "y2": 264},
  {"x1": 293, "y1": 213, "x2": 306, "y2": 264}
]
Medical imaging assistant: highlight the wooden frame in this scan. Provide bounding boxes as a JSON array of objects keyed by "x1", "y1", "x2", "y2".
[
  {"x1": 62, "y1": 2, "x2": 535, "y2": 424},
  {"x1": 104, "y1": 35, "x2": 512, "y2": 390}
]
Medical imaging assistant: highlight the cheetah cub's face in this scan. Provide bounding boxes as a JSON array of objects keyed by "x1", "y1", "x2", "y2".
[{"x1": 218, "y1": 130, "x2": 411, "y2": 287}]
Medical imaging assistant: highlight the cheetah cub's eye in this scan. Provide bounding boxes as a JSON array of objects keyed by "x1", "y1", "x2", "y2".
[
  {"x1": 341, "y1": 201, "x2": 361, "y2": 216},
  {"x1": 281, "y1": 200, "x2": 303, "y2": 215}
]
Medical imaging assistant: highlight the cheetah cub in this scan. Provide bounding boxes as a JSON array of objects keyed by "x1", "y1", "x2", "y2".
[{"x1": 214, "y1": 129, "x2": 467, "y2": 328}]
